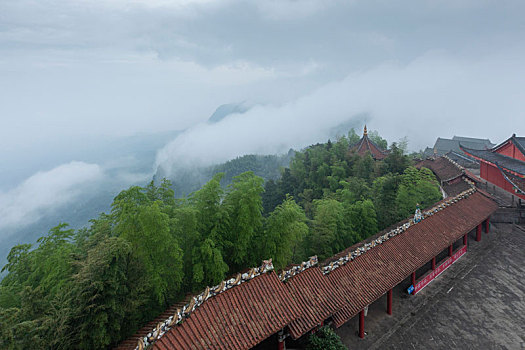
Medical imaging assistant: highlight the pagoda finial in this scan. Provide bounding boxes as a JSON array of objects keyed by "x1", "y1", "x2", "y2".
[{"x1": 363, "y1": 125, "x2": 368, "y2": 136}]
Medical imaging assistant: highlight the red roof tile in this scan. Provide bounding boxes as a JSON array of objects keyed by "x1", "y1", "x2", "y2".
[
  {"x1": 416, "y1": 157, "x2": 463, "y2": 182},
  {"x1": 328, "y1": 191, "x2": 497, "y2": 327},
  {"x1": 152, "y1": 271, "x2": 300, "y2": 350},
  {"x1": 284, "y1": 267, "x2": 346, "y2": 339},
  {"x1": 114, "y1": 298, "x2": 192, "y2": 350},
  {"x1": 443, "y1": 178, "x2": 471, "y2": 196}
]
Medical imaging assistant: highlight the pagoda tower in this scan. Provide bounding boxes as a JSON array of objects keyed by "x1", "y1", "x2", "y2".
[{"x1": 349, "y1": 125, "x2": 388, "y2": 160}]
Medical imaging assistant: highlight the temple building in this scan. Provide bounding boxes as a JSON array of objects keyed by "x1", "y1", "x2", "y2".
[
  {"x1": 430, "y1": 136, "x2": 494, "y2": 157},
  {"x1": 416, "y1": 156, "x2": 478, "y2": 197},
  {"x1": 462, "y1": 134, "x2": 525, "y2": 201},
  {"x1": 349, "y1": 125, "x2": 388, "y2": 160}
]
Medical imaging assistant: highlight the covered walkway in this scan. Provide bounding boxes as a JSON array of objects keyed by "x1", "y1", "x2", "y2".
[{"x1": 117, "y1": 176, "x2": 498, "y2": 350}]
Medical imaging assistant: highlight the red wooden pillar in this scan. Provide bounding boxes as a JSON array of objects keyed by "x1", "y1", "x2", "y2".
[
  {"x1": 476, "y1": 224, "x2": 482, "y2": 242},
  {"x1": 277, "y1": 331, "x2": 285, "y2": 350},
  {"x1": 359, "y1": 310, "x2": 365, "y2": 338},
  {"x1": 387, "y1": 289, "x2": 393, "y2": 315},
  {"x1": 485, "y1": 217, "x2": 490, "y2": 233},
  {"x1": 432, "y1": 257, "x2": 436, "y2": 270},
  {"x1": 411, "y1": 272, "x2": 416, "y2": 289},
  {"x1": 448, "y1": 245, "x2": 453, "y2": 257}
]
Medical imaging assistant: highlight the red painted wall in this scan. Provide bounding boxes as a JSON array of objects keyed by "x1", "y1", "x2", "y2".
[
  {"x1": 494, "y1": 141, "x2": 525, "y2": 162},
  {"x1": 480, "y1": 161, "x2": 525, "y2": 200}
]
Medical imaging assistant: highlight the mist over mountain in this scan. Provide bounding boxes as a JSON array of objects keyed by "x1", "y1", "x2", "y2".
[
  {"x1": 0, "y1": 97, "x2": 371, "y2": 268},
  {"x1": 207, "y1": 103, "x2": 250, "y2": 124},
  {"x1": 153, "y1": 104, "x2": 368, "y2": 196},
  {"x1": 0, "y1": 130, "x2": 181, "y2": 267},
  {"x1": 0, "y1": 101, "x2": 307, "y2": 266}
]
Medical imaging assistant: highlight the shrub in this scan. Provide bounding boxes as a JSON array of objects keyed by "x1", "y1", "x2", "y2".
[{"x1": 307, "y1": 326, "x2": 347, "y2": 350}]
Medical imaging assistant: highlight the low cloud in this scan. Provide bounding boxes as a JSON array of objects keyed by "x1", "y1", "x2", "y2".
[
  {"x1": 254, "y1": 0, "x2": 337, "y2": 20},
  {"x1": 0, "y1": 161, "x2": 103, "y2": 232},
  {"x1": 156, "y1": 50, "x2": 525, "y2": 176},
  {"x1": 2, "y1": 0, "x2": 525, "y2": 157}
]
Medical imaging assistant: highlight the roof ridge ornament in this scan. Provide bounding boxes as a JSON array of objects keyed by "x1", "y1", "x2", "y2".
[
  {"x1": 322, "y1": 177, "x2": 477, "y2": 275},
  {"x1": 278, "y1": 256, "x2": 318, "y2": 281},
  {"x1": 135, "y1": 259, "x2": 274, "y2": 349},
  {"x1": 363, "y1": 125, "x2": 368, "y2": 136},
  {"x1": 443, "y1": 154, "x2": 465, "y2": 173}
]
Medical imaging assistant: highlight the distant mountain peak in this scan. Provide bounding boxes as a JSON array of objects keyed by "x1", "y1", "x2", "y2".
[{"x1": 207, "y1": 103, "x2": 249, "y2": 124}]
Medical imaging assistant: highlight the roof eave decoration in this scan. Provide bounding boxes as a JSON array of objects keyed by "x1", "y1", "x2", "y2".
[
  {"x1": 441, "y1": 154, "x2": 466, "y2": 182},
  {"x1": 462, "y1": 146, "x2": 525, "y2": 176},
  {"x1": 496, "y1": 162, "x2": 525, "y2": 195},
  {"x1": 322, "y1": 158, "x2": 478, "y2": 275},
  {"x1": 511, "y1": 135, "x2": 525, "y2": 158},
  {"x1": 137, "y1": 259, "x2": 274, "y2": 350},
  {"x1": 278, "y1": 256, "x2": 318, "y2": 281},
  {"x1": 491, "y1": 134, "x2": 525, "y2": 157},
  {"x1": 447, "y1": 150, "x2": 479, "y2": 164}
]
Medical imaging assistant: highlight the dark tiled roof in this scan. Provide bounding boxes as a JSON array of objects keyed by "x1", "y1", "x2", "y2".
[
  {"x1": 417, "y1": 155, "x2": 478, "y2": 196},
  {"x1": 433, "y1": 138, "x2": 462, "y2": 156},
  {"x1": 464, "y1": 169, "x2": 481, "y2": 183},
  {"x1": 416, "y1": 157, "x2": 463, "y2": 182},
  {"x1": 422, "y1": 147, "x2": 434, "y2": 157},
  {"x1": 462, "y1": 148, "x2": 525, "y2": 175},
  {"x1": 445, "y1": 151, "x2": 478, "y2": 168},
  {"x1": 512, "y1": 137, "x2": 525, "y2": 157},
  {"x1": 459, "y1": 140, "x2": 492, "y2": 150},
  {"x1": 491, "y1": 135, "x2": 525, "y2": 159},
  {"x1": 154, "y1": 272, "x2": 300, "y2": 350},
  {"x1": 328, "y1": 191, "x2": 497, "y2": 327},
  {"x1": 433, "y1": 137, "x2": 492, "y2": 157},
  {"x1": 452, "y1": 136, "x2": 494, "y2": 149},
  {"x1": 443, "y1": 180, "x2": 471, "y2": 197}
]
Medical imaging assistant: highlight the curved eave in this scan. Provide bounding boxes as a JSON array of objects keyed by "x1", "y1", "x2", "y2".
[
  {"x1": 498, "y1": 167, "x2": 525, "y2": 195},
  {"x1": 462, "y1": 148, "x2": 525, "y2": 178},
  {"x1": 491, "y1": 135, "x2": 525, "y2": 159},
  {"x1": 511, "y1": 136, "x2": 525, "y2": 158}
]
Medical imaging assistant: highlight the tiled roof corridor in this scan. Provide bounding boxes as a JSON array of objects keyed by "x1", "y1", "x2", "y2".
[{"x1": 337, "y1": 223, "x2": 525, "y2": 349}]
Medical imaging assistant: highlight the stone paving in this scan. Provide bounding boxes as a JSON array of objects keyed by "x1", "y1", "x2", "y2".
[{"x1": 336, "y1": 223, "x2": 525, "y2": 350}]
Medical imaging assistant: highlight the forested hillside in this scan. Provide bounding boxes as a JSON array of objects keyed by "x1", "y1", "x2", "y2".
[
  {"x1": 0, "y1": 151, "x2": 293, "y2": 270},
  {"x1": 163, "y1": 152, "x2": 295, "y2": 197},
  {"x1": 0, "y1": 131, "x2": 442, "y2": 349}
]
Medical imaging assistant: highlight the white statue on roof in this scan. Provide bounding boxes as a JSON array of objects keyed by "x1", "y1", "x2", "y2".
[{"x1": 413, "y1": 204, "x2": 422, "y2": 224}]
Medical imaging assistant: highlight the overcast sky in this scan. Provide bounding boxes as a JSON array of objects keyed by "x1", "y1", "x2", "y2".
[{"x1": 1, "y1": 0, "x2": 525, "y2": 233}]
